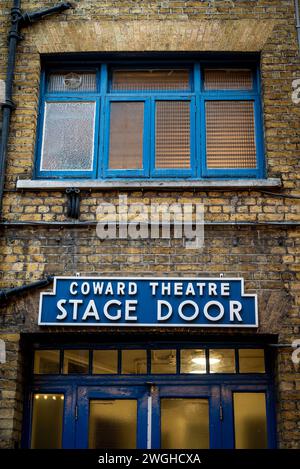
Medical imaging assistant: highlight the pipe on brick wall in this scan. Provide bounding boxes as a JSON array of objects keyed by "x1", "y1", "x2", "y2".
[
  {"x1": 295, "y1": 0, "x2": 300, "y2": 55},
  {"x1": 0, "y1": 0, "x2": 22, "y2": 220},
  {"x1": 0, "y1": 275, "x2": 53, "y2": 303},
  {"x1": 0, "y1": 1, "x2": 73, "y2": 219}
]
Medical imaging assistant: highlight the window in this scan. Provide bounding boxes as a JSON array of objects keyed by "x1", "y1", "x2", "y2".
[
  {"x1": 36, "y1": 60, "x2": 264, "y2": 180},
  {"x1": 33, "y1": 347, "x2": 266, "y2": 375}
]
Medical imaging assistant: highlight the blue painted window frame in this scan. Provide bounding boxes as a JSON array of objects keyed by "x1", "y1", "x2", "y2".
[
  {"x1": 35, "y1": 60, "x2": 265, "y2": 180},
  {"x1": 22, "y1": 342, "x2": 277, "y2": 449}
]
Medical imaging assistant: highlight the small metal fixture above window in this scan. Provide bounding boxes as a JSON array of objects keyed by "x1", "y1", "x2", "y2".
[{"x1": 63, "y1": 72, "x2": 82, "y2": 90}]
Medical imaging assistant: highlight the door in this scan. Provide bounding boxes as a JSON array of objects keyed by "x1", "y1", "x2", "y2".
[
  {"x1": 76, "y1": 384, "x2": 220, "y2": 449},
  {"x1": 76, "y1": 385, "x2": 149, "y2": 449},
  {"x1": 151, "y1": 385, "x2": 221, "y2": 449}
]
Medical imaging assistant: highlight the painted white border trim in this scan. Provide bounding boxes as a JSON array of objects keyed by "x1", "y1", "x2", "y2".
[
  {"x1": 18, "y1": 178, "x2": 281, "y2": 191},
  {"x1": 38, "y1": 276, "x2": 259, "y2": 328}
]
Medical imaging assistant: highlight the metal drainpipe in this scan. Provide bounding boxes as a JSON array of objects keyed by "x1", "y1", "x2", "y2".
[
  {"x1": 0, "y1": 276, "x2": 53, "y2": 303},
  {"x1": 0, "y1": 0, "x2": 21, "y2": 219},
  {"x1": 295, "y1": 0, "x2": 300, "y2": 55},
  {"x1": 0, "y1": 1, "x2": 72, "y2": 219}
]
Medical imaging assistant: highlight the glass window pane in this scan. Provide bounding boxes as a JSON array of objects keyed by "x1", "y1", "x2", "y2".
[
  {"x1": 111, "y1": 69, "x2": 190, "y2": 92},
  {"x1": 155, "y1": 101, "x2": 191, "y2": 169},
  {"x1": 161, "y1": 399, "x2": 209, "y2": 449},
  {"x1": 93, "y1": 350, "x2": 118, "y2": 374},
  {"x1": 34, "y1": 350, "x2": 60, "y2": 374},
  {"x1": 151, "y1": 349, "x2": 176, "y2": 374},
  {"x1": 234, "y1": 393, "x2": 268, "y2": 449},
  {"x1": 89, "y1": 400, "x2": 137, "y2": 449},
  {"x1": 109, "y1": 102, "x2": 144, "y2": 169},
  {"x1": 206, "y1": 101, "x2": 257, "y2": 169},
  {"x1": 63, "y1": 350, "x2": 89, "y2": 374},
  {"x1": 31, "y1": 394, "x2": 64, "y2": 448},
  {"x1": 40, "y1": 101, "x2": 95, "y2": 171},
  {"x1": 180, "y1": 349, "x2": 206, "y2": 374},
  {"x1": 48, "y1": 72, "x2": 97, "y2": 92},
  {"x1": 239, "y1": 349, "x2": 266, "y2": 373},
  {"x1": 204, "y1": 69, "x2": 253, "y2": 90},
  {"x1": 122, "y1": 350, "x2": 147, "y2": 374},
  {"x1": 209, "y1": 349, "x2": 236, "y2": 373}
]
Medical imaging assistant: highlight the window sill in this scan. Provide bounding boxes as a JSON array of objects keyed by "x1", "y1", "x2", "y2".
[{"x1": 16, "y1": 178, "x2": 282, "y2": 191}]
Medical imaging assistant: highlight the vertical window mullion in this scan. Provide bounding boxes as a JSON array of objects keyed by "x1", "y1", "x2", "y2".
[
  {"x1": 195, "y1": 64, "x2": 202, "y2": 179},
  {"x1": 200, "y1": 93, "x2": 206, "y2": 179},
  {"x1": 144, "y1": 97, "x2": 152, "y2": 178},
  {"x1": 253, "y1": 94, "x2": 265, "y2": 178},
  {"x1": 149, "y1": 96, "x2": 155, "y2": 178},
  {"x1": 97, "y1": 64, "x2": 108, "y2": 178}
]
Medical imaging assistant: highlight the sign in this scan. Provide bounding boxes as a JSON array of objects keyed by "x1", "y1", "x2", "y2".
[{"x1": 39, "y1": 277, "x2": 258, "y2": 328}]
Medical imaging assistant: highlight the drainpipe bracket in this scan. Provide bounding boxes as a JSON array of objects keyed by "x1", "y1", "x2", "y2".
[
  {"x1": 7, "y1": 30, "x2": 24, "y2": 42},
  {"x1": 1, "y1": 99, "x2": 16, "y2": 111},
  {"x1": 66, "y1": 188, "x2": 80, "y2": 219},
  {"x1": 10, "y1": 7, "x2": 22, "y2": 24}
]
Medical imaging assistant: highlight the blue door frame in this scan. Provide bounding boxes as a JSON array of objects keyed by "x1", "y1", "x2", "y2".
[{"x1": 23, "y1": 379, "x2": 276, "y2": 449}]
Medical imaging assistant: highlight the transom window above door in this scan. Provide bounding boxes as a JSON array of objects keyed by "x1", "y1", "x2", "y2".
[{"x1": 36, "y1": 59, "x2": 264, "y2": 180}]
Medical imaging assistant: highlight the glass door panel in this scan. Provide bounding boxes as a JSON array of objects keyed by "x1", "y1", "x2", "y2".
[
  {"x1": 155, "y1": 385, "x2": 221, "y2": 449},
  {"x1": 221, "y1": 385, "x2": 275, "y2": 449},
  {"x1": 76, "y1": 386, "x2": 148, "y2": 449},
  {"x1": 31, "y1": 393, "x2": 64, "y2": 449},
  {"x1": 233, "y1": 392, "x2": 267, "y2": 449},
  {"x1": 161, "y1": 398, "x2": 209, "y2": 449},
  {"x1": 89, "y1": 399, "x2": 137, "y2": 449}
]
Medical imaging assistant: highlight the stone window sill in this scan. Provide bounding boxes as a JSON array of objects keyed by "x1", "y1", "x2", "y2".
[{"x1": 16, "y1": 178, "x2": 282, "y2": 191}]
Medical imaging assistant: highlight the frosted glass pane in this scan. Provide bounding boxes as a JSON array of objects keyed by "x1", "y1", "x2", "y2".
[
  {"x1": 41, "y1": 101, "x2": 95, "y2": 171},
  {"x1": 93, "y1": 350, "x2": 118, "y2": 374},
  {"x1": 63, "y1": 350, "x2": 89, "y2": 374},
  {"x1": 180, "y1": 349, "x2": 206, "y2": 374},
  {"x1": 206, "y1": 101, "x2": 257, "y2": 169},
  {"x1": 239, "y1": 349, "x2": 266, "y2": 373},
  {"x1": 204, "y1": 69, "x2": 253, "y2": 90},
  {"x1": 31, "y1": 394, "x2": 64, "y2": 448},
  {"x1": 122, "y1": 349, "x2": 147, "y2": 374},
  {"x1": 89, "y1": 400, "x2": 137, "y2": 449},
  {"x1": 109, "y1": 102, "x2": 144, "y2": 169},
  {"x1": 234, "y1": 393, "x2": 268, "y2": 449},
  {"x1": 151, "y1": 349, "x2": 176, "y2": 374},
  {"x1": 161, "y1": 399, "x2": 209, "y2": 449},
  {"x1": 111, "y1": 69, "x2": 190, "y2": 92},
  {"x1": 48, "y1": 72, "x2": 97, "y2": 92},
  {"x1": 209, "y1": 349, "x2": 236, "y2": 373},
  {"x1": 155, "y1": 101, "x2": 191, "y2": 169},
  {"x1": 34, "y1": 350, "x2": 60, "y2": 374}
]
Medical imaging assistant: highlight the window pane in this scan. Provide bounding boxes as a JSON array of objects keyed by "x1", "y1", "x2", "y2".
[
  {"x1": 155, "y1": 101, "x2": 190, "y2": 169},
  {"x1": 151, "y1": 349, "x2": 176, "y2": 374},
  {"x1": 209, "y1": 349, "x2": 236, "y2": 373},
  {"x1": 93, "y1": 350, "x2": 118, "y2": 374},
  {"x1": 109, "y1": 102, "x2": 144, "y2": 169},
  {"x1": 161, "y1": 399, "x2": 209, "y2": 449},
  {"x1": 63, "y1": 350, "x2": 89, "y2": 374},
  {"x1": 204, "y1": 69, "x2": 253, "y2": 90},
  {"x1": 89, "y1": 400, "x2": 137, "y2": 449},
  {"x1": 34, "y1": 350, "x2": 60, "y2": 374},
  {"x1": 48, "y1": 72, "x2": 97, "y2": 92},
  {"x1": 122, "y1": 350, "x2": 147, "y2": 374},
  {"x1": 234, "y1": 393, "x2": 268, "y2": 449},
  {"x1": 206, "y1": 101, "x2": 257, "y2": 169},
  {"x1": 111, "y1": 69, "x2": 190, "y2": 92},
  {"x1": 180, "y1": 349, "x2": 206, "y2": 374},
  {"x1": 31, "y1": 394, "x2": 64, "y2": 448},
  {"x1": 239, "y1": 349, "x2": 266, "y2": 373},
  {"x1": 41, "y1": 101, "x2": 95, "y2": 171}
]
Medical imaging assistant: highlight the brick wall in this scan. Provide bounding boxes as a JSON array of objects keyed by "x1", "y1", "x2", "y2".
[{"x1": 0, "y1": 0, "x2": 300, "y2": 449}]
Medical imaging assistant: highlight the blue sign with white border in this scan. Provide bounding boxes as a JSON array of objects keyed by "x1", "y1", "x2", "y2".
[{"x1": 39, "y1": 277, "x2": 258, "y2": 328}]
